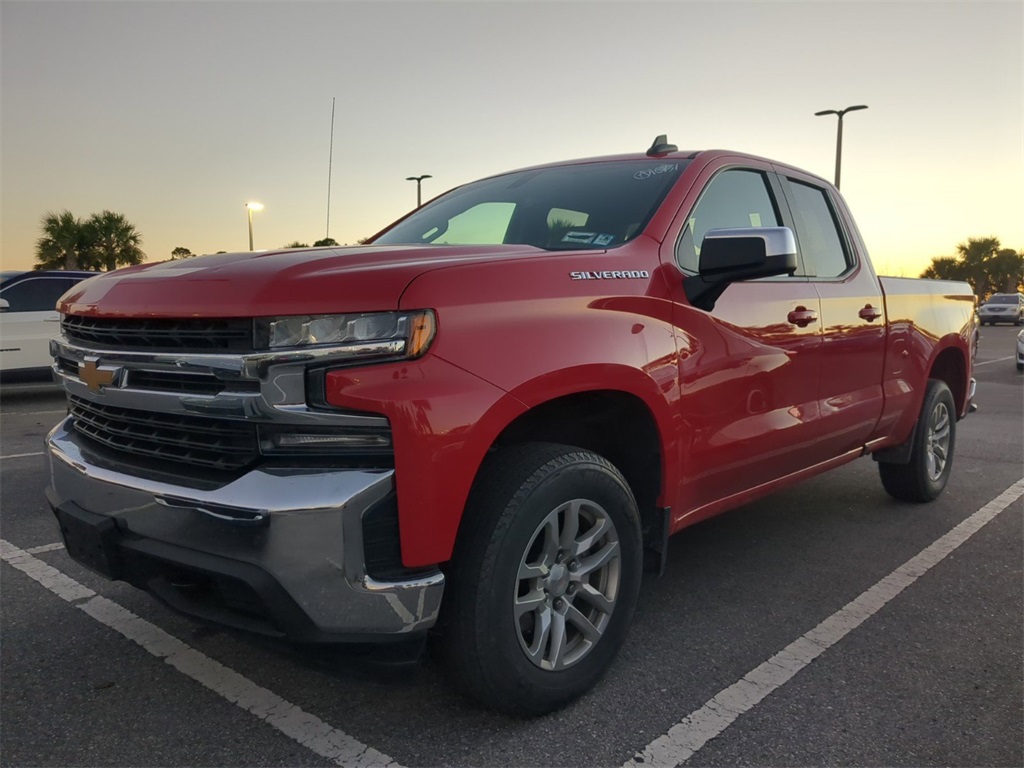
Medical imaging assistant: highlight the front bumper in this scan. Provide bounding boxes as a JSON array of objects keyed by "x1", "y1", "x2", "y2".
[{"x1": 46, "y1": 419, "x2": 444, "y2": 642}]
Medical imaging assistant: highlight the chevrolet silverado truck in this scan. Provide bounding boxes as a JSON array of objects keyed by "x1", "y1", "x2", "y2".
[{"x1": 46, "y1": 137, "x2": 977, "y2": 715}]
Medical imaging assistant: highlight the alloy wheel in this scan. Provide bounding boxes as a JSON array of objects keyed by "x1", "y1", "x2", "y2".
[{"x1": 513, "y1": 498, "x2": 621, "y2": 670}]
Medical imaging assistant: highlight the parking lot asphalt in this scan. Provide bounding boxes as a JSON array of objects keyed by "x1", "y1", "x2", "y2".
[{"x1": 1, "y1": 324, "x2": 1021, "y2": 767}]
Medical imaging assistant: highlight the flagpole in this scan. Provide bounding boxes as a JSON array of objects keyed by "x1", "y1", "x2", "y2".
[{"x1": 326, "y1": 97, "x2": 335, "y2": 239}]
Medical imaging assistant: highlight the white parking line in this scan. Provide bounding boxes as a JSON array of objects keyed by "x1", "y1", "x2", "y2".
[
  {"x1": 0, "y1": 452, "x2": 44, "y2": 460},
  {"x1": 626, "y1": 478, "x2": 1024, "y2": 768},
  {"x1": 0, "y1": 539, "x2": 401, "y2": 768},
  {"x1": 25, "y1": 542, "x2": 65, "y2": 555},
  {"x1": 0, "y1": 409, "x2": 67, "y2": 416},
  {"x1": 974, "y1": 356, "x2": 1015, "y2": 367}
]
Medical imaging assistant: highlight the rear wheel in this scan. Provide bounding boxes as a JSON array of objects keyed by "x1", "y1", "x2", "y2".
[
  {"x1": 441, "y1": 443, "x2": 643, "y2": 716},
  {"x1": 878, "y1": 379, "x2": 956, "y2": 502}
]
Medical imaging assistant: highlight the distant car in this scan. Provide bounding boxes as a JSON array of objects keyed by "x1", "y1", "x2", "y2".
[
  {"x1": 978, "y1": 292, "x2": 1024, "y2": 326},
  {"x1": 0, "y1": 270, "x2": 96, "y2": 379},
  {"x1": 1016, "y1": 328, "x2": 1024, "y2": 371}
]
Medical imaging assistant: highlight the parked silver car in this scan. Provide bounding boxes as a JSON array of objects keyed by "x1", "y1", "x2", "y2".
[{"x1": 978, "y1": 293, "x2": 1024, "y2": 326}]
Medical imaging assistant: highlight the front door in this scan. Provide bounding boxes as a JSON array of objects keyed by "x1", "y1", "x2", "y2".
[{"x1": 666, "y1": 163, "x2": 823, "y2": 519}]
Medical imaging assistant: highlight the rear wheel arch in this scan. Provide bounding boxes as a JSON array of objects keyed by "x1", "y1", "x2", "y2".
[
  {"x1": 878, "y1": 378, "x2": 956, "y2": 502},
  {"x1": 928, "y1": 345, "x2": 969, "y2": 416}
]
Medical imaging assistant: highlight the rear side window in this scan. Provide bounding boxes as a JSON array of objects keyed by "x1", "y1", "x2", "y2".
[
  {"x1": 0, "y1": 277, "x2": 80, "y2": 312},
  {"x1": 784, "y1": 180, "x2": 851, "y2": 278},
  {"x1": 676, "y1": 170, "x2": 780, "y2": 273}
]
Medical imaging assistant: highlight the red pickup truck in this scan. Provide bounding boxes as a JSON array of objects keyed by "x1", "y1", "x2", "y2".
[{"x1": 47, "y1": 138, "x2": 976, "y2": 715}]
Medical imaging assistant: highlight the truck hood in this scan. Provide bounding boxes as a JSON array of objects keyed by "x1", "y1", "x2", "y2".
[{"x1": 59, "y1": 244, "x2": 548, "y2": 317}]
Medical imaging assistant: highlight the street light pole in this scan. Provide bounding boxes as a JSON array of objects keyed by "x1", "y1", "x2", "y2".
[
  {"x1": 814, "y1": 105, "x2": 868, "y2": 189},
  {"x1": 405, "y1": 175, "x2": 432, "y2": 208},
  {"x1": 245, "y1": 202, "x2": 264, "y2": 251}
]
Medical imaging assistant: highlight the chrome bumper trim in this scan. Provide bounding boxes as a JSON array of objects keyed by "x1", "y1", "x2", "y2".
[{"x1": 46, "y1": 419, "x2": 443, "y2": 637}]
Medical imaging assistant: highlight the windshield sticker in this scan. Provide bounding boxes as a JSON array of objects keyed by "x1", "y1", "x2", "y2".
[
  {"x1": 749, "y1": 213, "x2": 762, "y2": 227},
  {"x1": 634, "y1": 163, "x2": 679, "y2": 180},
  {"x1": 562, "y1": 231, "x2": 596, "y2": 244},
  {"x1": 593, "y1": 234, "x2": 615, "y2": 246}
]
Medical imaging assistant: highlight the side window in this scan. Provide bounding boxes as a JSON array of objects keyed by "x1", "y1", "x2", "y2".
[
  {"x1": 428, "y1": 202, "x2": 515, "y2": 245},
  {"x1": 676, "y1": 170, "x2": 781, "y2": 273},
  {"x1": 784, "y1": 180, "x2": 851, "y2": 278},
  {"x1": 0, "y1": 278, "x2": 78, "y2": 312}
]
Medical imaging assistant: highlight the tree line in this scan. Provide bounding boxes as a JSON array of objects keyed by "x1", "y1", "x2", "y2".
[
  {"x1": 32, "y1": 211, "x2": 354, "y2": 270},
  {"x1": 921, "y1": 237, "x2": 1023, "y2": 298},
  {"x1": 34, "y1": 211, "x2": 1021, "y2": 298},
  {"x1": 169, "y1": 238, "x2": 348, "y2": 260}
]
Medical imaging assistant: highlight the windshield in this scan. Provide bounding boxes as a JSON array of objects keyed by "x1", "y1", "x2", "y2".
[
  {"x1": 986, "y1": 295, "x2": 1021, "y2": 305},
  {"x1": 374, "y1": 159, "x2": 689, "y2": 251}
]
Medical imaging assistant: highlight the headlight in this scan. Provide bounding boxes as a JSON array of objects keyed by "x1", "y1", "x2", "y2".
[{"x1": 255, "y1": 310, "x2": 436, "y2": 360}]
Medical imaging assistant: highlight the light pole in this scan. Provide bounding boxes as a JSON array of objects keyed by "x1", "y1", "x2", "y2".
[
  {"x1": 245, "y1": 202, "x2": 264, "y2": 251},
  {"x1": 405, "y1": 175, "x2": 432, "y2": 208},
  {"x1": 814, "y1": 105, "x2": 868, "y2": 189}
]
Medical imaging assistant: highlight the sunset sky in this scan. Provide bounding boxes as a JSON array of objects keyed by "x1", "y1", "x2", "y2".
[{"x1": 2, "y1": 1, "x2": 1021, "y2": 278}]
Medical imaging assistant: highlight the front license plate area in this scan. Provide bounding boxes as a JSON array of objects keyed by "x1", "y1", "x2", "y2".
[{"x1": 56, "y1": 506, "x2": 123, "y2": 580}]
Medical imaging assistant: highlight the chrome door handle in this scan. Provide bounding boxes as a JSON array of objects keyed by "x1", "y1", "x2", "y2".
[
  {"x1": 859, "y1": 305, "x2": 883, "y2": 321},
  {"x1": 787, "y1": 307, "x2": 818, "y2": 327}
]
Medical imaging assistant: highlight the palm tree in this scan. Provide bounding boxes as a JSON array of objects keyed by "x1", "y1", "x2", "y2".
[
  {"x1": 921, "y1": 237, "x2": 1024, "y2": 298},
  {"x1": 35, "y1": 210, "x2": 85, "y2": 270},
  {"x1": 84, "y1": 210, "x2": 145, "y2": 271}
]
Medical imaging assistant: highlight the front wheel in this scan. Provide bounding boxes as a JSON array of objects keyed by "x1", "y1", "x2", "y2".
[
  {"x1": 440, "y1": 443, "x2": 643, "y2": 716},
  {"x1": 878, "y1": 379, "x2": 956, "y2": 502}
]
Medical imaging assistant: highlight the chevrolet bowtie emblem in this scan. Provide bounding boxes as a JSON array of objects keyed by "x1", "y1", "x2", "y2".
[{"x1": 79, "y1": 359, "x2": 120, "y2": 393}]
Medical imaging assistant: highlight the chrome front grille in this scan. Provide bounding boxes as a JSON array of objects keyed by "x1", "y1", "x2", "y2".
[
  {"x1": 125, "y1": 369, "x2": 259, "y2": 396},
  {"x1": 54, "y1": 327, "x2": 394, "y2": 476},
  {"x1": 62, "y1": 315, "x2": 254, "y2": 352},
  {"x1": 68, "y1": 395, "x2": 259, "y2": 471},
  {"x1": 55, "y1": 356, "x2": 260, "y2": 396}
]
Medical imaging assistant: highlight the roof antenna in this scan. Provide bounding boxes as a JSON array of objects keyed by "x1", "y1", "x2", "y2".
[{"x1": 646, "y1": 134, "x2": 677, "y2": 157}]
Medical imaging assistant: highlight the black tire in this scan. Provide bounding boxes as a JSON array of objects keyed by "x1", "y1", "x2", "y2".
[
  {"x1": 440, "y1": 443, "x2": 643, "y2": 716},
  {"x1": 878, "y1": 379, "x2": 956, "y2": 502}
]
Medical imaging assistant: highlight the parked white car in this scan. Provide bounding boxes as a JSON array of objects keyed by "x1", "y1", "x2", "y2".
[
  {"x1": 0, "y1": 270, "x2": 96, "y2": 379},
  {"x1": 1016, "y1": 328, "x2": 1024, "y2": 371}
]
